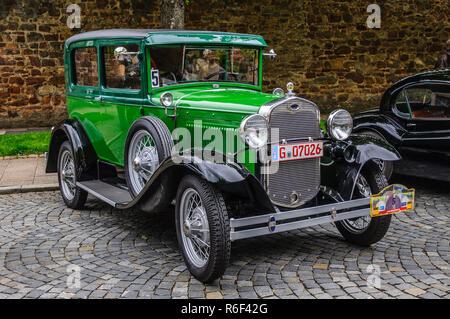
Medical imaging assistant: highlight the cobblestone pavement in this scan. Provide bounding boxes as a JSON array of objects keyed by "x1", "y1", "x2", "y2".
[{"x1": 0, "y1": 176, "x2": 448, "y2": 299}]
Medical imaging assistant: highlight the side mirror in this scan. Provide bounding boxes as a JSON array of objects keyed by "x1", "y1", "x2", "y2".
[{"x1": 263, "y1": 49, "x2": 277, "y2": 61}]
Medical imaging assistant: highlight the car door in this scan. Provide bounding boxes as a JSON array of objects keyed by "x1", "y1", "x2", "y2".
[
  {"x1": 397, "y1": 82, "x2": 450, "y2": 180},
  {"x1": 98, "y1": 40, "x2": 145, "y2": 166},
  {"x1": 401, "y1": 82, "x2": 450, "y2": 149},
  {"x1": 67, "y1": 42, "x2": 105, "y2": 152}
]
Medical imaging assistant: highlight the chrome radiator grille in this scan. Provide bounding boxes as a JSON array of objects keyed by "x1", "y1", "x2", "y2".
[{"x1": 263, "y1": 97, "x2": 321, "y2": 208}]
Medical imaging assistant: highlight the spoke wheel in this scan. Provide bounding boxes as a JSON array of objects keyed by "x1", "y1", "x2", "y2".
[
  {"x1": 124, "y1": 117, "x2": 174, "y2": 213},
  {"x1": 57, "y1": 141, "x2": 87, "y2": 209},
  {"x1": 335, "y1": 166, "x2": 392, "y2": 246},
  {"x1": 175, "y1": 175, "x2": 230, "y2": 283},
  {"x1": 127, "y1": 130, "x2": 159, "y2": 195},
  {"x1": 179, "y1": 188, "x2": 210, "y2": 268},
  {"x1": 59, "y1": 149, "x2": 76, "y2": 201},
  {"x1": 340, "y1": 174, "x2": 372, "y2": 234}
]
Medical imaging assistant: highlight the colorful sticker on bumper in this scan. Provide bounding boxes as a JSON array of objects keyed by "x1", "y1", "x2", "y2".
[{"x1": 370, "y1": 184, "x2": 415, "y2": 217}]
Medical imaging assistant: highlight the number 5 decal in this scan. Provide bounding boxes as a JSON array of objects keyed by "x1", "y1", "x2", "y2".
[{"x1": 151, "y1": 69, "x2": 160, "y2": 88}]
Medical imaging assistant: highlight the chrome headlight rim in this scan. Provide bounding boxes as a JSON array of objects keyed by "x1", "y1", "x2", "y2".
[
  {"x1": 326, "y1": 109, "x2": 353, "y2": 141},
  {"x1": 160, "y1": 92, "x2": 174, "y2": 107},
  {"x1": 239, "y1": 114, "x2": 269, "y2": 149},
  {"x1": 272, "y1": 88, "x2": 284, "y2": 97}
]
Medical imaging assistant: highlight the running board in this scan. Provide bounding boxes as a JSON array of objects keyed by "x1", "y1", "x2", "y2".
[
  {"x1": 77, "y1": 180, "x2": 133, "y2": 207},
  {"x1": 229, "y1": 198, "x2": 371, "y2": 241}
]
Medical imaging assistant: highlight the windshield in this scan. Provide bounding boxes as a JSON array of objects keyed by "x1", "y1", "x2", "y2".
[{"x1": 148, "y1": 46, "x2": 260, "y2": 88}]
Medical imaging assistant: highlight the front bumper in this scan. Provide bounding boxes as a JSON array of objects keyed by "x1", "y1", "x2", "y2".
[{"x1": 230, "y1": 197, "x2": 370, "y2": 241}]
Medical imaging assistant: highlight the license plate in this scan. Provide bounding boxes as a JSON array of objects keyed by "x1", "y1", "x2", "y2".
[{"x1": 272, "y1": 141, "x2": 324, "y2": 162}]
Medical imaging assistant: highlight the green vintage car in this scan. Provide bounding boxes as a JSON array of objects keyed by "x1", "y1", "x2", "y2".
[{"x1": 46, "y1": 29, "x2": 402, "y2": 282}]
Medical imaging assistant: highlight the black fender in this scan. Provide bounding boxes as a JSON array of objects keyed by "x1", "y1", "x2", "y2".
[
  {"x1": 180, "y1": 157, "x2": 274, "y2": 212},
  {"x1": 328, "y1": 135, "x2": 401, "y2": 200},
  {"x1": 353, "y1": 112, "x2": 405, "y2": 147},
  {"x1": 46, "y1": 118, "x2": 98, "y2": 180},
  {"x1": 120, "y1": 154, "x2": 276, "y2": 213}
]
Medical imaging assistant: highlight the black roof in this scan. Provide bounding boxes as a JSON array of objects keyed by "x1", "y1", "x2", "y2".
[
  {"x1": 390, "y1": 68, "x2": 450, "y2": 86},
  {"x1": 380, "y1": 68, "x2": 450, "y2": 111}
]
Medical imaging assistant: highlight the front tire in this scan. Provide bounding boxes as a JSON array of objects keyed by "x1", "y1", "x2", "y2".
[
  {"x1": 175, "y1": 175, "x2": 231, "y2": 283},
  {"x1": 57, "y1": 141, "x2": 87, "y2": 209},
  {"x1": 335, "y1": 167, "x2": 392, "y2": 246}
]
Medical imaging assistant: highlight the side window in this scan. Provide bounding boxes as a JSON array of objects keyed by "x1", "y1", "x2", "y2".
[
  {"x1": 406, "y1": 85, "x2": 450, "y2": 119},
  {"x1": 406, "y1": 87, "x2": 431, "y2": 105},
  {"x1": 103, "y1": 44, "x2": 141, "y2": 90},
  {"x1": 431, "y1": 91, "x2": 450, "y2": 108},
  {"x1": 73, "y1": 47, "x2": 99, "y2": 87},
  {"x1": 394, "y1": 90, "x2": 411, "y2": 118}
]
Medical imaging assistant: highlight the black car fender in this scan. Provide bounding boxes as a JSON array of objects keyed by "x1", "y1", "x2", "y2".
[
  {"x1": 328, "y1": 135, "x2": 401, "y2": 200},
  {"x1": 46, "y1": 118, "x2": 98, "y2": 180},
  {"x1": 353, "y1": 112, "x2": 405, "y2": 147}
]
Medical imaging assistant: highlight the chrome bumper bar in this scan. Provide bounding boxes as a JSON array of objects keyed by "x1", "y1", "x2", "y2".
[{"x1": 230, "y1": 198, "x2": 370, "y2": 241}]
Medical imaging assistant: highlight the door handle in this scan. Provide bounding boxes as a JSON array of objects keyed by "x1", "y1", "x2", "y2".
[
  {"x1": 94, "y1": 96, "x2": 102, "y2": 102},
  {"x1": 406, "y1": 123, "x2": 416, "y2": 128}
]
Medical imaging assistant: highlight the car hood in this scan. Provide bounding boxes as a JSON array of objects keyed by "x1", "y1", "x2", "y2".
[{"x1": 150, "y1": 86, "x2": 279, "y2": 115}]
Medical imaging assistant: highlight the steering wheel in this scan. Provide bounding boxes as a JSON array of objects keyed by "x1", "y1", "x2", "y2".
[
  {"x1": 205, "y1": 71, "x2": 238, "y2": 81},
  {"x1": 162, "y1": 72, "x2": 178, "y2": 85},
  {"x1": 170, "y1": 72, "x2": 177, "y2": 83}
]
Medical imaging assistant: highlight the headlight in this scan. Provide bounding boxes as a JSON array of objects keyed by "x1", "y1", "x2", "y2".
[
  {"x1": 239, "y1": 114, "x2": 268, "y2": 149},
  {"x1": 160, "y1": 92, "x2": 173, "y2": 107},
  {"x1": 326, "y1": 109, "x2": 353, "y2": 140}
]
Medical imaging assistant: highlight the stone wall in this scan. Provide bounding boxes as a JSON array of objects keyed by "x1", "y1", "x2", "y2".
[
  {"x1": 185, "y1": 0, "x2": 449, "y2": 113},
  {"x1": 0, "y1": 0, "x2": 160, "y2": 128},
  {"x1": 0, "y1": 0, "x2": 448, "y2": 128}
]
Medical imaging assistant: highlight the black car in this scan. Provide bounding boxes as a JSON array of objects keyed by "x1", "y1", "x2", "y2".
[{"x1": 353, "y1": 69, "x2": 450, "y2": 182}]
